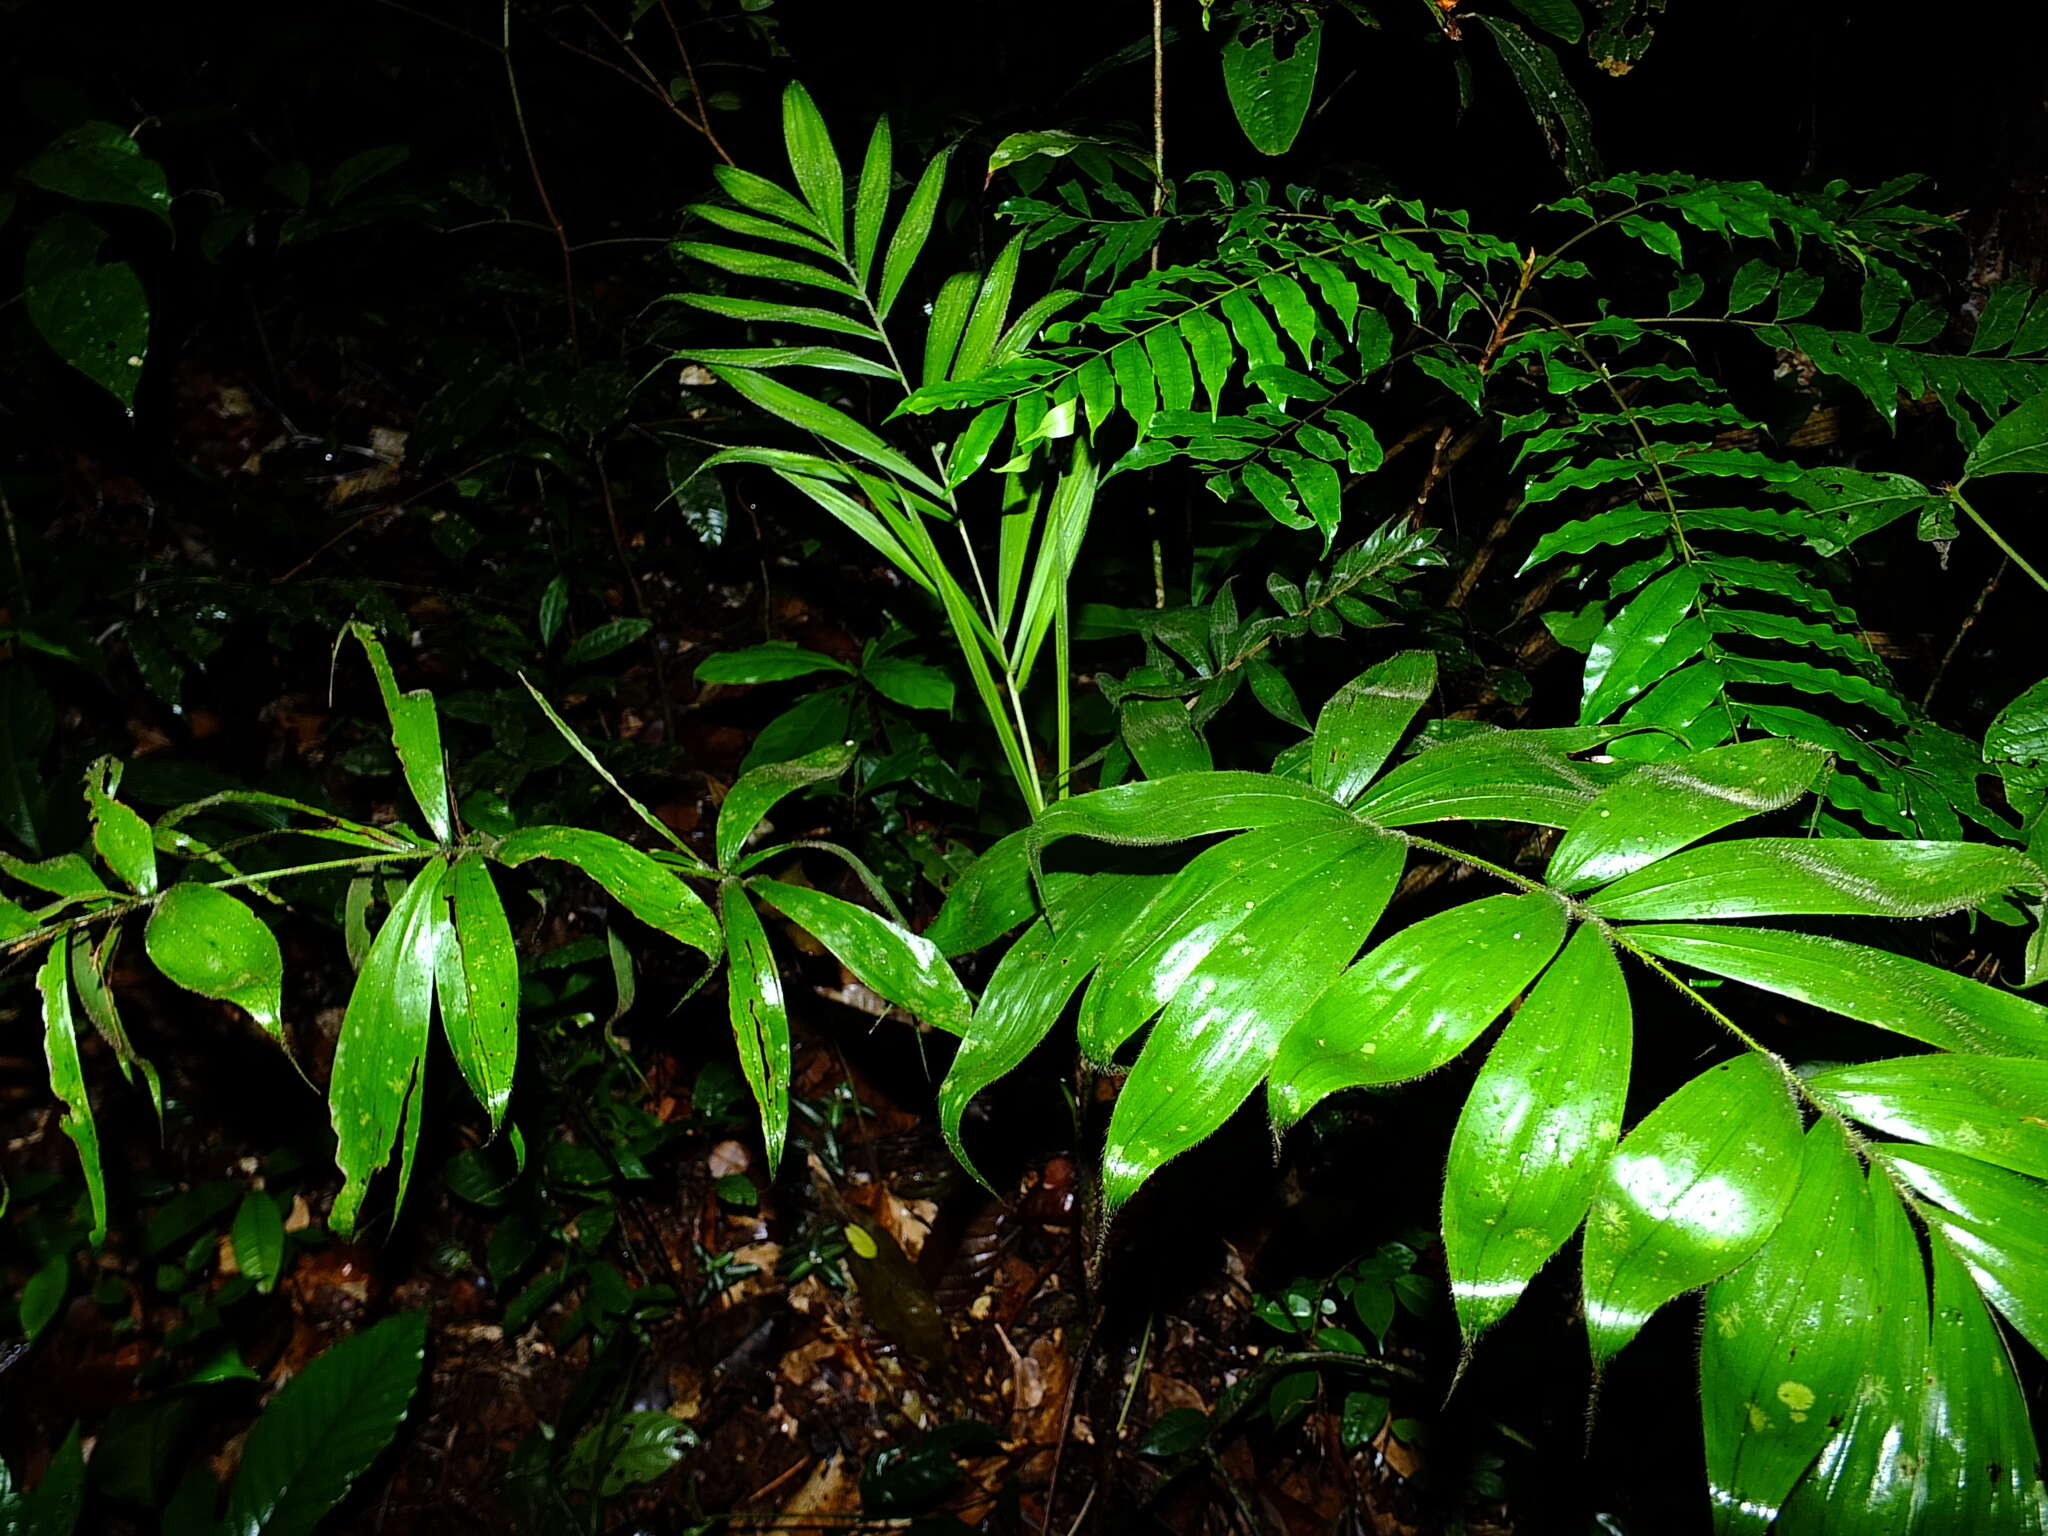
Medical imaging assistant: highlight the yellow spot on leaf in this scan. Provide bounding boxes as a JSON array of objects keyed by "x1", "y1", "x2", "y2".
[{"x1": 1776, "y1": 1380, "x2": 1815, "y2": 1423}]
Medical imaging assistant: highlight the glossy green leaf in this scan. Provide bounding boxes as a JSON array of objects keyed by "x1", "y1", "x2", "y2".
[
  {"x1": 495, "y1": 826, "x2": 719, "y2": 959},
  {"x1": 1784, "y1": 466, "x2": 1943, "y2": 551},
  {"x1": 350, "y1": 624, "x2": 451, "y2": 842},
  {"x1": 1029, "y1": 770, "x2": 1347, "y2": 858},
  {"x1": 685, "y1": 202, "x2": 837, "y2": 258},
  {"x1": 952, "y1": 234, "x2": 1025, "y2": 382},
  {"x1": 1546, "y1": 739, "x2": 1823, "y2": 892},
  {"x1": 1809, "y1": 1054, "x2": 2048, "y2": 1180},
  {"x1": 0, "y1": 894, "x2": 34, "y2": 941},
  {"x1": 1271, "y1": 893, "x2": 1568, "y2": 1129},
  {"x1": 1109, "y1": 336, "x2": 1158, "y2": 438},
  {"x1": 564, "y1": 1410, "x2": 690, "y2": 1498},
  {"x1": 1120, "y1": 697, "x2": 1212, "y2": 778},
  {"x1": 672, "y1": 291, "x2": 880, "y2": 339},
  {"x1": 1475, "y1": 17, "x2": 1601, "y2": 184},
  {"x1": 1622, "y1": 924, "x2": 2048, "y2": 1057},
  {"x1": 1142, "y1": 324, "x2": 1196, "y2": 414},
  {"x1": 69, "y1": 927, "x2": 162, "y2": 1120},
  {"x1": 1520, "y1": 505, "x2": 1799, "y2": 573},
  {"x1": 1286, "y1": 455, "x2": 1343, "y2": 548},
  {"x1": 37, "y1": 940, "x2": 106, "y2": 1246},
  {"x1": 1581, "y1": 567, "x2": 1706, "y2": 724},
  {"x1": 695, "y1": 641, "x2": 852, "y2": 684},
  {"x1": 84, "y1": 761, "x2": 155, "y2": 895},
  {"x1": 519, "y1": 684, "x2": 703, "y2": 862},
  {"x1": 1890, "y1": 1144, "x2": 2048, "y2": 1356},
  {"x1": 721, "y1": 883, "x2": 791, "y2": 1173},
  {"x1": 863, "y1": 655, "x2": 954, "y2": 711},
  {"x1": 223, "y1": 1311, "x2": 428, "y2": 1536},
  {"x1": 1581, "y1": 1054, "x2": 1803, "y2": 1368},
  {"x1": 851, "y1": 116, "x2": 892, "y2": 283},
  {"x1": 438, "y1": 853, "x2": 518, "y2": 1129},
  {"x1": 18, "y1": 1254, "x2": 68, "y2": 1343},
  {"x1": 1079, "y1": 822, "x2": 1392, "y2": 1061},
  {"x1": 1963, "y1": 390, "x2": 2048, "y2": 479},
  {"x1": 710, "y1": 164, "x2": 825, "y2": 237},
  {"x1": 1105, "y1": 829, "x2": 1405, "y2": 1210},
  {"x1": 1352, "y1": 726, "x2": 1624, "y2": 829},
  {"x1": 1725, "y1": 257, "x2": 1780, "y2": 316},
  {"x1": 1312, "y1": 652, "x2": 1437, "y2": 804},
  {"x1": 1774, "y1": 1169, "x2": 1926, "y2": 1533},
  {"x1": 781, "y1": 83, "x2": 845, "y2": 249},
  {"x1": 1244, "y1": 657, "x2": 1309, "y2": 729},
  {"x1": 1913, "y1": 1241, "x2": 2048, "y2": 1531},
  {"x1": 686, "y1": 344, "x2": 893, "y2": 378},
  {"x1": 924, "y1": 826, "x2": 1038, "y2": 957},
  {"x1": 25, "y1": 212, "x2": 149, "y2": 409},
  {"x1": 1223, "y1": 290, "x2": 1286, "y2": 377},
  {"x1": 1010, "y1": 440, "x2": 1098, "y2": 687},
  {"x1": 0, "y1": 850, "x2": 108, "y2": 898},
  {"x1": 1986, "y1": 676, "x2": 2048, "y2": 766},
  {"x1": 717, "y1": 738, "x2": 855, "y2": 871},
  {"x1": 1180, "y1": 308, "x2": 1234, "y2": 416},
  {"x1": 1587, "y1": 838, "x2": 2036, "y2": 921},
  {"x1": 232, "y1": 1191, "x2": 286, "y2": 1295},
  {"x1": 1718, "y1": 654, "x2": 1908, "y2": 726},
  {"x1": 716, "y1": 366, "x2": 945, "y2": 496},
  {"x1": 1260, "y1": 273, "x2": 1322, "y2": 369},
  {"x1": 1508, "y1": 0, "x2": 1583, "y2": 40},
  {"x1": 329, "y1": 858, "x2": 445, "y2": 1237},
  {"x1": 949, "y1": 401, "x2": 1013, "y2": 488},
  {"x1": 1700, "y1": 1119, "x2": 1874, "y2": 1535},
  {"x1": 877, "y1": 148, "x2": 951, "y2": 320},
  {"x1": 922, "y1": 271, "x2": 978, "y2": 386},
  {"x1": 751, "y1": 878, "x2": 972, "y2": 1036},
  {"x1": 20, "y1": 121, "x2": 172, "y2": 224},
  {"x1": 994, "y1": 288, "x2": 1085, "y2": 367},
  {"x1": 537, "y1": 576, "x2": 568, "y2": 647},
  {"x1": 562, "y1": 616, "x2": 650, "y2": 666},
  {"x1": 1221, "y1": 20, "x2": 1323, "y2": 156},
  {"x1": 144, "y1": 882, "x2": 286, "y2": 1041},
  {"x1": 152, "y1": 789, "x2": 414, "y2": 856},
  {"x1": 20, "y1": 1423, "x2": 84, "y2": 1536},
  {"x1": 939, "y1": 872, "x2": 1169, "y2": 1182},
  {"x1": 756, "y1": 673, "x2": 879, "y2": 777},
  {"x1": 1443, "y1": 924, "x2": 1630, "y2": 1340}
]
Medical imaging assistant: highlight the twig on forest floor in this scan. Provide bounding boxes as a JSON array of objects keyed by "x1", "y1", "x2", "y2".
[{"x1": 1041, "y1": 1301, "x2": 1104, "y2": 1533}]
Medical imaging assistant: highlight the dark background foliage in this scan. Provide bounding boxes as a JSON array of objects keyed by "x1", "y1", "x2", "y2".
[{"x1": 4, "y1": 2, "x2": 2048, "y2": 1532}]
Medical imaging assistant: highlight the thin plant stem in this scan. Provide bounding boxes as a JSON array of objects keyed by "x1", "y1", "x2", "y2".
[
  {"x1": 1948, "y1": 486, "x2": 2048, "y2": 594},
  {"x1": 1924, "y1": 555, "x2": 2006, "y2": 709},
  {"x1": 502, "y1": 2, "x2": 578, "y2": 350},
  {"x1": 655, "y1": 0, "x2": 734, "y2": 165},
  {"x1": 1150, "y1": 0, "x2": 1165, "y2": 270},
  {"x1": 1115, "y1": 1310, "x2": 1155, "y2": 1438},
  {"x1": 6, "y1": 849, "x2": 435, "y2": 959},
  {"x1": 1054, "y1": 578, "x2": 1073, "y2": 798},
  {"x1": 0, "y1": 480, "x2": 28, "y2": 617}
]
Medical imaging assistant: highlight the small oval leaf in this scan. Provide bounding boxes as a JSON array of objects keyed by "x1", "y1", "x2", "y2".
[{"x1": 145, "y1": 882, "x2": 286, "y2": 1040}]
